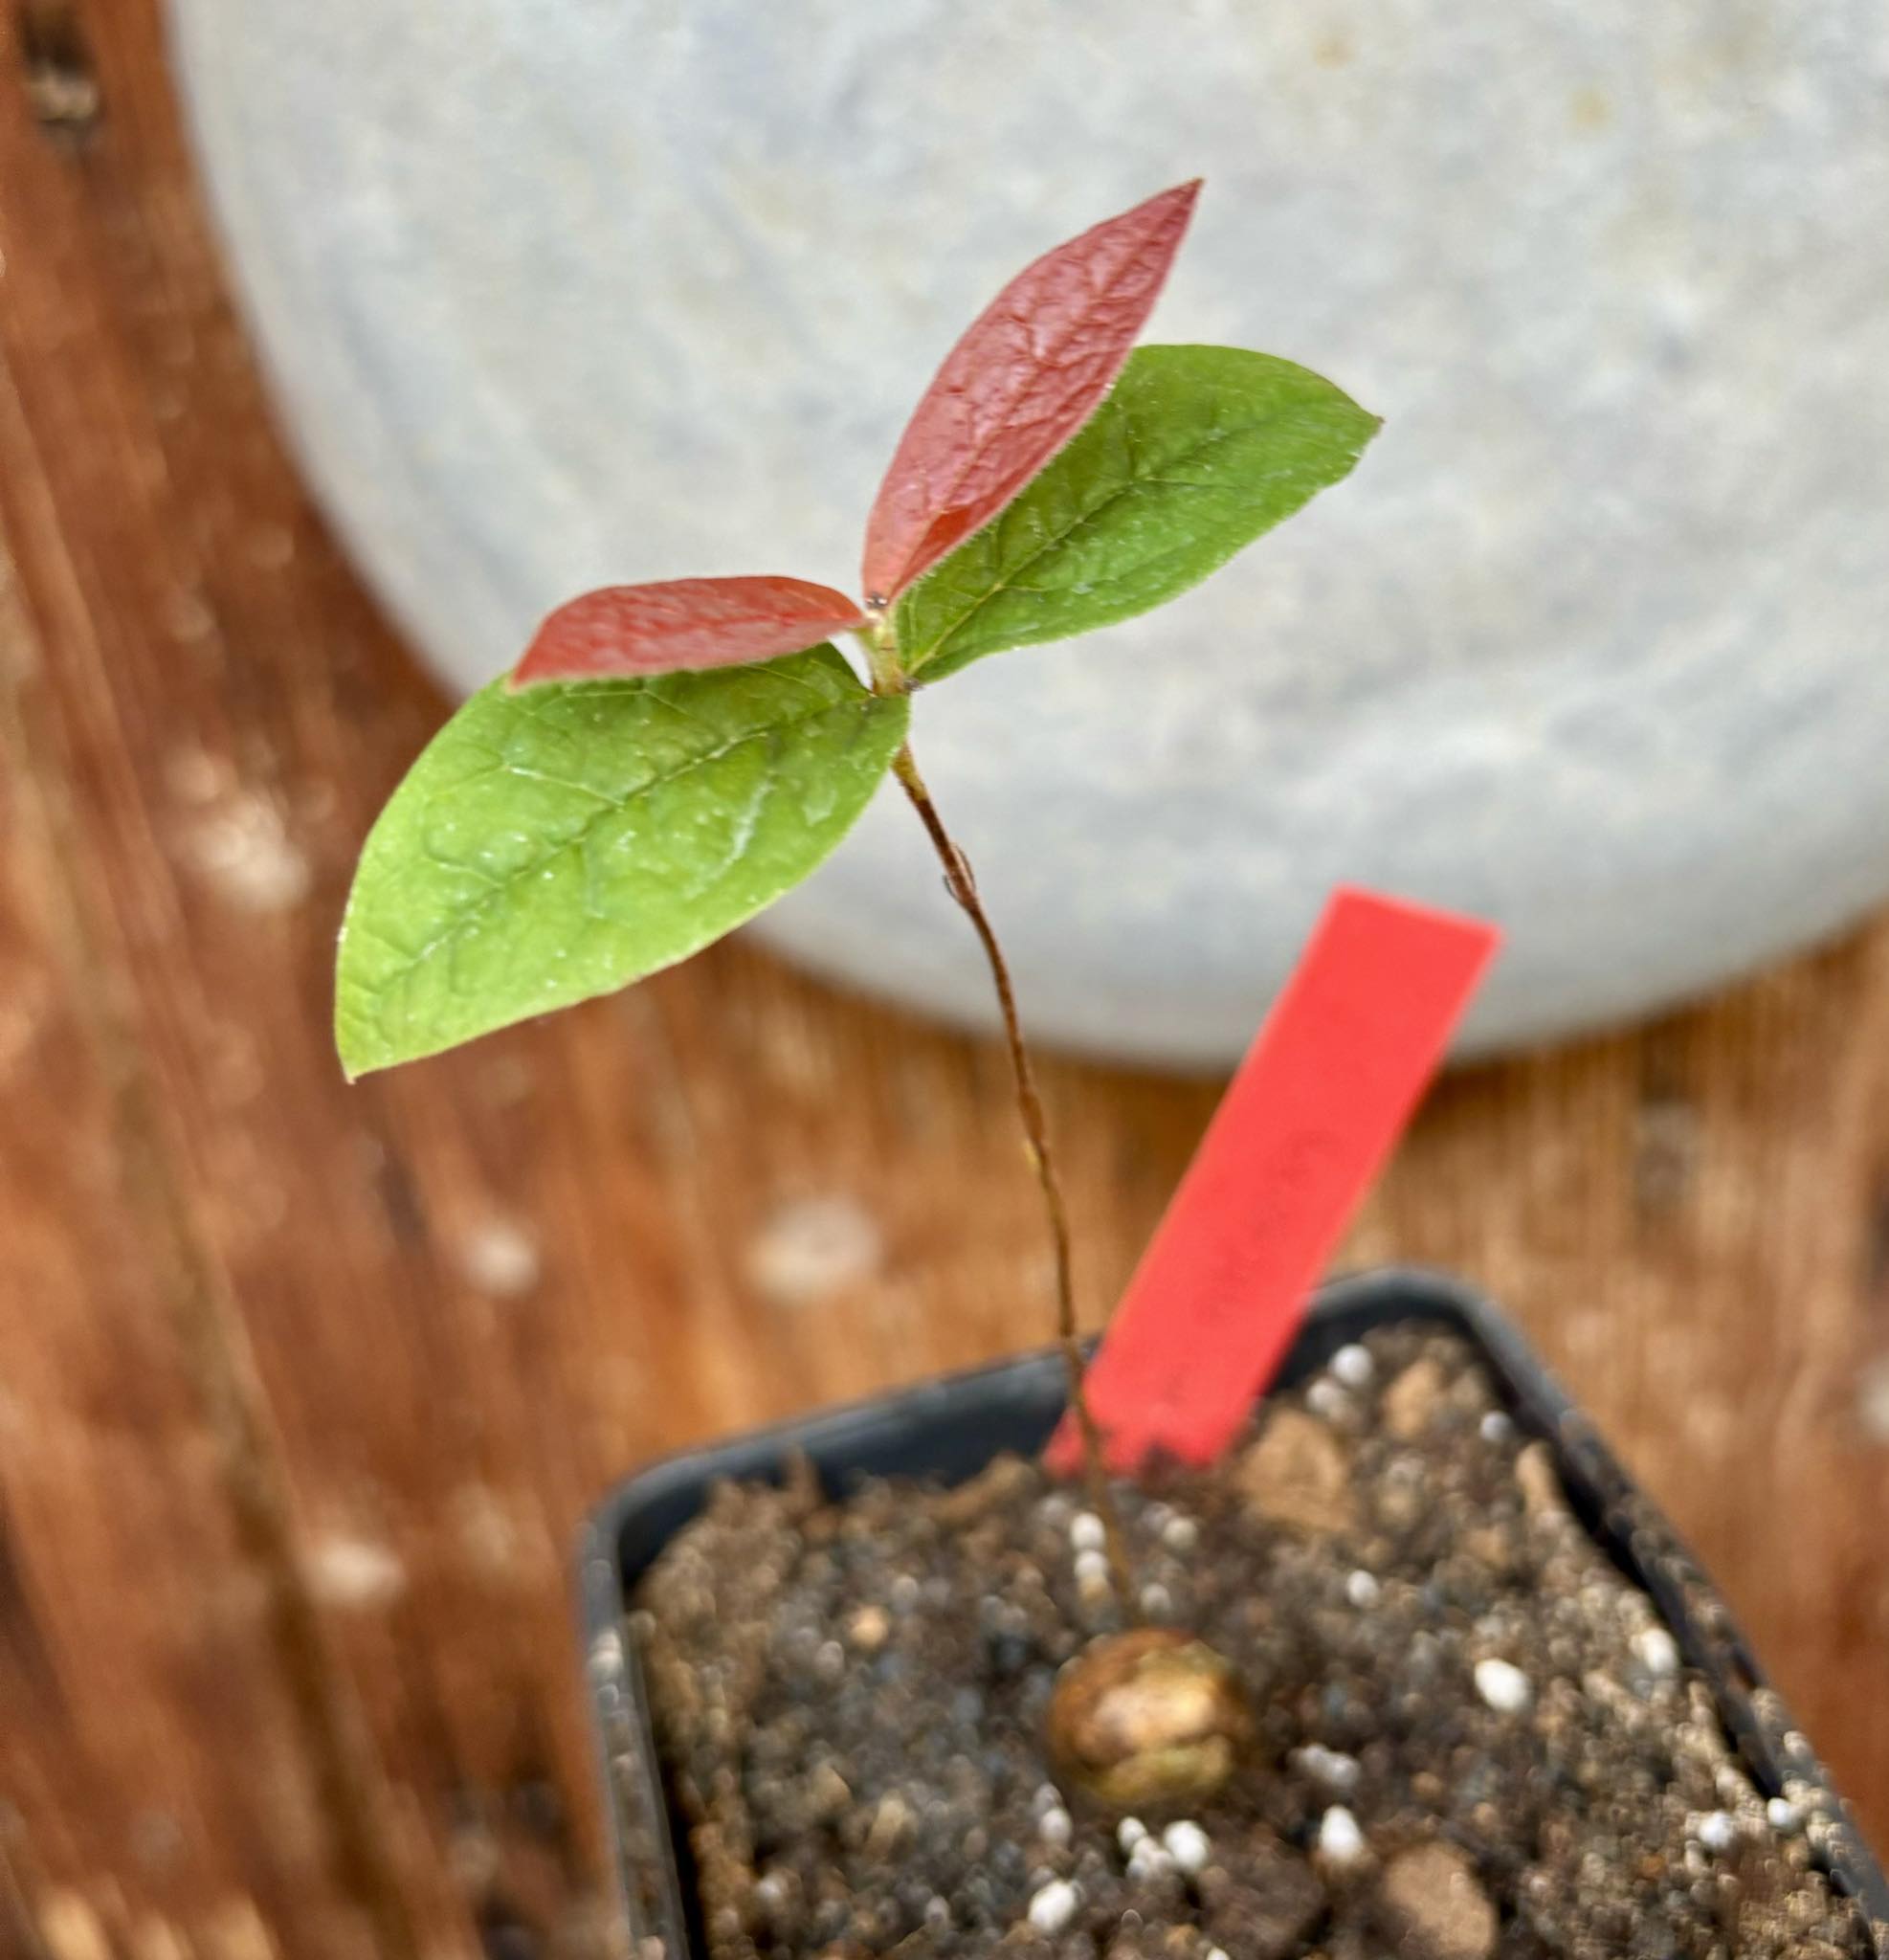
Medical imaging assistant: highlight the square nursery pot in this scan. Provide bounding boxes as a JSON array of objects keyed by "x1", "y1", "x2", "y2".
[{"x1": 577, "y1": 1268, "x2": 1889, "y2": 1957}]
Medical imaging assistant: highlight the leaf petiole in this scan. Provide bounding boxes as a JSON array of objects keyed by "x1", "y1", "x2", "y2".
[{"x1": 855, "y1": 612, "x2": 912, "y2": 699}]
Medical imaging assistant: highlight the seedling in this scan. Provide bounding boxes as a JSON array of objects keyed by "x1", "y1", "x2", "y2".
[{"x1": 336, "y1": 181, "x2": 1379, "y2": 1792}]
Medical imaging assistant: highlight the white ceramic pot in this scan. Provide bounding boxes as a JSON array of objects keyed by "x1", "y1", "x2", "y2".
[{"x1": 170, "y1": 1, "x2": 1889, "y2": 1063}]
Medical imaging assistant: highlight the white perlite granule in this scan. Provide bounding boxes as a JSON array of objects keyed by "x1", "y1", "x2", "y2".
[
  {"x1": 1027, "y1": 1880, "x2": 1078, "y2": 1935},
  {"x1": 1163, "y1": 1820, "x2": 1211, "y2": 1874},
  {"x1": 1331, "y1": 1343, "x2": 1375, "y2": 1387},
  {"x1": 1632, "y1": 1625, "x2": 1680, "y2": 1679},
  {"x1": 1475, "y1": 1658, "x2": 1533, "y2": 1713},
  {"x1": 1317, "y1": 1806, "x2": 1367, "y2": 1866}
]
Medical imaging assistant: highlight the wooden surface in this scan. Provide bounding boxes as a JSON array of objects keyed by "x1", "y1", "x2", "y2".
[{"x1": 3, "y1": 9, "x2": 1888, "y2": 1957}]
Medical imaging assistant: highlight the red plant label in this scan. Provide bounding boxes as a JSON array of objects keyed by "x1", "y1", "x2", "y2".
[
  {"x1": 860, "y1": 180, "x2": 1201, "y2": 607},
  {"x1": 512, "y1": 577, "x2": 867, "y2": 686},
  {"x1": 1046, "y1": 887, "x2": 1500, "y2": 1477}
]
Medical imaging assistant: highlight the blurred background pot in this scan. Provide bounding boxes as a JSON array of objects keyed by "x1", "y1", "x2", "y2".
[{"x1": 168, "y1": 2, "x2": 1889, "y2": 1066}]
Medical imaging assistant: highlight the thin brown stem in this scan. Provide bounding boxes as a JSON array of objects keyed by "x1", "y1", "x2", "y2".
[{"x1": 887, "y1": 739, "x2": 1135, "y2": 1610}]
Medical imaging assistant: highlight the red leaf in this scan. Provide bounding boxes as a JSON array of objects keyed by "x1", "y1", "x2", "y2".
[
  {"x1": 860, "y1": 179, "x2": 1202, "y2": 607},
  {"x1": 512, "y1": 577, "x2": 867, "y2": 685}
]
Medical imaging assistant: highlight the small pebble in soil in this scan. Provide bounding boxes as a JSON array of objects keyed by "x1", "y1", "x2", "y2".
[
  {"x1": 1515, "y1": 1441, "x2": 1568, "y2": 1520},
  {"x1": 1768, "y1": 1796, "x2": 1804, "y2": 1834},
  {"x1": 1237, "y1": 1407, "x2": 1357, "y2": 1532},
  {"x1": 1318, "y1": 1804, "x2": 1368, "y2": 1867},
  {"x1": 1378, "y1": 1840, "x2": 1499, "y2": 1960},
  {"x1": 1479, "y1": 1409, "x2": 1516, "y2": 1443},
  {"x1": 1118, "y1": 1816, "x2": 1147, "y2": 1853},
  {"x1": 1161, "y1": 1514, "x2": 1199, "y2": 1552},
  {"x1": 1038, "y1": 1804, "x2": 1072, "y2": 1847},
  {"x1": 846, "y1": 1604, "x2": 889, "y2": 1652},
  {"x1": 1305, "y1": 1378, "x2": 1352, "y2": 1420},
  {"x1": 1071, "y1": 1510, "x2": 1107, "y2": 1551},
  {"x1": 1331, "y1": 1341, "x2": 1375, "y2": 1387},
  {"x1": 1345, "y1": 1568, "x2": 1383, "y2": 1608},
  {"x1": 1694, "y1": 1809, "x2": 1740, "y2": 1853},
  {"x1": 1474, "y1": 1657, "x2": 1533, "y2": 1713},
  {"x1": 1026, "y1": 1879, "x2": 1078, "y2": 1934},
  {"x1": 1384, "y1": 1357, "x2": 1449, "y2": 1437}
]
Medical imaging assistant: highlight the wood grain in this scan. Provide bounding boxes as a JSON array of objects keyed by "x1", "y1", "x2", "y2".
[{"x1": 2, "y1": 7, "x2": 1887, "y2": 1956}]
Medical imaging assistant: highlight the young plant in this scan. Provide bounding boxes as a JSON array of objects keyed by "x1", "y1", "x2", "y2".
[{"x1": 336, "y1": 183, "x2": 1379, "y2": 1721}]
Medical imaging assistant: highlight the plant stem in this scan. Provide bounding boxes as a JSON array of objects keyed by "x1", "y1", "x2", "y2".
[{"x1": 885, "y1": 736, "x2": 1135, "y2": 1612}]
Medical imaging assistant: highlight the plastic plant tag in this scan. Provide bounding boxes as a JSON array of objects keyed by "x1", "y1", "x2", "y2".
[{"x1": 1047, "y1": 887, "x2": 1500, "y2": 1476}]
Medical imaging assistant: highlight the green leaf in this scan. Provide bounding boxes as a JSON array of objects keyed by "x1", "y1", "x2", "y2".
[
  {"x1": 335, "y1": 646, "x2": 907, "y2": 1076},
  {"x1": 894, "y1": 345, "x2": 1381, "y2": 681}
]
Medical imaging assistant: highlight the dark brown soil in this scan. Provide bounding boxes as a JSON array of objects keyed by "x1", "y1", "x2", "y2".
[{"x1": 633, "y1": 1326, "x2": 1871, "y2": 1960}]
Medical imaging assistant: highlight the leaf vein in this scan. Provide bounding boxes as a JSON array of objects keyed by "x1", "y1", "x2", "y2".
[
  {"x1": 906, "y1": 397, "x2": 1280, "y2": 666},
  {"x1": 363, "y1": 696, "x2": 876, "y2": 1020}
]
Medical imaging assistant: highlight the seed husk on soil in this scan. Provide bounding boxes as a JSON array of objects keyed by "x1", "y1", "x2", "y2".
[{"x1": 1045, "y1": 1626, "x2": 1252, "y2": 1812}]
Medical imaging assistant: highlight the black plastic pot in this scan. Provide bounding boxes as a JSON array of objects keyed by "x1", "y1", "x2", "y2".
[{"x1": 577, "y1": 1267, "x2": 1888, "y2": 1957}]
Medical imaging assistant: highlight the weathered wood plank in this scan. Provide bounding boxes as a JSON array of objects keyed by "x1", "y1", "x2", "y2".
[{"x1": 0, "y1": 6, "x2": 1885, "y2": 1959}]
